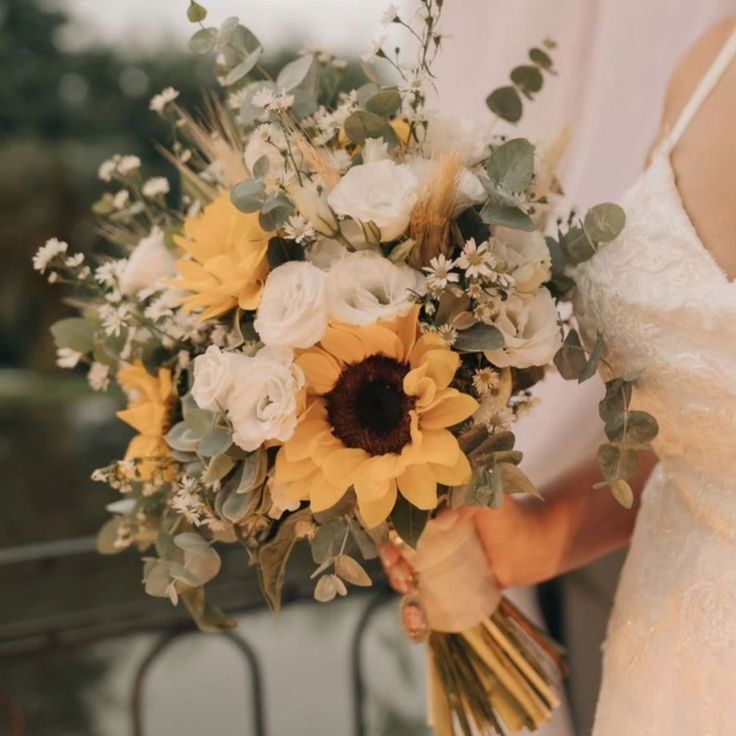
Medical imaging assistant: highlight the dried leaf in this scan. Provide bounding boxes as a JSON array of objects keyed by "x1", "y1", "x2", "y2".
[{"x1": 335, "y1": 555, "x2": 372, "y2": 587}]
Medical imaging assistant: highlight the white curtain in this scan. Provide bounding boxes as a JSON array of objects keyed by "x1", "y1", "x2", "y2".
[{"x1": 426, "y1": 0, "x2": 736, "y2": 731}]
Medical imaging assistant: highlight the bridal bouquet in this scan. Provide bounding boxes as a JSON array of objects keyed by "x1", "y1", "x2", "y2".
[{"x1": 35, "y1": 1, "x2": 657, "y2": 733}]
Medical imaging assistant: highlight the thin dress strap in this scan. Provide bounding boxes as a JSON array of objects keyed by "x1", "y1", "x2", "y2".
[{"x1": 660, "y1": 25, "x2": 736, "y2": 155}]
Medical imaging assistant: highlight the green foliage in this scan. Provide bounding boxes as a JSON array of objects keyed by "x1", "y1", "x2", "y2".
[
  {"x1": 487, "y1": 138, "x2": 535, "y2": 194},
  {"x1": 343, "y1": 110, "x2": 399, "y2": 147},
  {"x1": 453, "y1": 322, "x2": 505, "y2": 352},
  {"x1": 187, "y1": 2, "x2": 208, "y2": 23},
  {"x1": 486, "y1": 42, "x2": 557, "y2": 122},
  {"x1": 390, "y1": 495, "x2": 429, "y2": 549}
]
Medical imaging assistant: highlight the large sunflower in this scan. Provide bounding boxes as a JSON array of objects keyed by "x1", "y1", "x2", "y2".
[
  {"x1": 117, "y1": 361, "x2": 176, "y2": 481},
  {"x1": 273, "y1": 306, "x2": 478, "y2": 528},
  {"x1": 172, "y1": 192, "x2": 270, "y2": 320}
]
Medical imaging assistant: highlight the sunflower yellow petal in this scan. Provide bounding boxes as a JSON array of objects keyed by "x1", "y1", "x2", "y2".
[
  {"x1": 309, "y1": 474, "x2": 349, "y2": 513},
  {"x1": 357, "y1": 479, "x2": 398, "y2": 528},
  {"x1": 320, "y1": 324, "x2": 368, "y2": 365},
  {"x1": 403, "y1": 364, "x2": 436, "y2": 406},
  {"x1": 419, "y1": 390, "x2": 479, "y2": 430},
  {"x1": 391, "y1": 305, "x2": 420, "y2": 362},
  {"x1": 397, "y1": 464, "x2": 439, "y2": 510},
  {"x1": 412, "y1": 428, "x2": 460, "y2": 466},
  {"x1": 283, "y1": 416, "x2": 332, "y2": 461},
  {"x1": 429, "y1": 450, "x2": 472, "y2": 487},
  {"x1": 420, "y1": 348, "x2": 460, "y2": 389},
  {"x1": 296, "y1": 350, "x2": 342, "y2": 394},
  {"x1": 410, "y1": 332, "x2": 446, "y2": 368},
  {"x1": 321, "y1": 447, "x2": 370, "y2": 486},
  {"x1": 274, "y1": 449, "x2": 316, "y2": 483}
]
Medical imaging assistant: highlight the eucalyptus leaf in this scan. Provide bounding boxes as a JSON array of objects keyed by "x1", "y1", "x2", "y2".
[
  {"x1": 202, "y1": 453, "x2": 236, "y2": 484},
  {"x1": 334, "y1": 555, "x2": 372, "y2": 587},
  {"x1": 231, "y1": 179, "x2": 266, "y2": 213},
  {"x1": 486, "y1": 86, "x2": 522, "y2": 123},
  {"x1": 198, "y1": 425, "x2": 232, "y2": 457},
  {"x1": 390, "y1": 495, "x2": 429, "y2": 549},
  {"x1": 498, "y1": 462, "x2": 541, "y2": 498},
  {"x1": 584, "y1": 203, "x2": 626, "y2": 244},
  {"x1": 365, "y1": 88, "x2": 402, "y2": 116},
  {"x1": 561, "y1": 226, "x2": 596, "y2": 264},
  {"x1": 236, "y1": 448, "x2": 268, "y2": 493},
  {"x1": 184, "y1": 407, "x2": 215, "y2": 437},
  {"x1": 453, "y1": 322, "x2": 505, "y2": 352},
  {"x1": 348, "y1": 521, "x2": 378, "y2": 560},
  {"x1": 609, "y1": 478, "x2": 634, "y2": 509},
  {"x1": 314, "y1": 574, "x2": 337, "y2": 603},
  {"x1": 597, "y1": 443, "x2": 639, "y2": 482},
  {"x1": 311, "y1": 518, "x2": 347, "y2": 564},
  {"x1": 277, "y1": 54, "x2": 314, "y2": 92},
  {"x1": 165, "y1": 421, "x2": 201, "y2": 453},
  {"x1": 259, "y1": 194, "x2": 293, "y2": 231},
  {"x1": 239, "y1": 81, "x2": 275, "y2": 126},
  {"x1": 545, "y1": 236, "x2": 565, "y2": 275},
  {"x1": 529, "y1": 47, "x2": 554, "y2": 70},
  {"x1": 605, "y1": 410, "x2": 659, "y2": 446},
  {"x1": 96, "y1": 517, "x2": 124, "y2": 555},
  {"x1": 480, "y1": 204, "x2": 536, "y2": 231},
  {"x1": 599, "y1": 378, "x2": 632, "y2": 424},
  {"x1": 510, "y1": 65, "x2": 544, "y2": 97},
  {"x1": 554, "y1": 329, "x2": 587, "y2": 380},
  {"x1": 216, "y1": 16, "x2": 239, "y2": 47},
  {"x1": 189, "y1": 28, "x2": 216, "y2": 55},
  {"x1": 252, "y1": 155, "x2": 270, "y2": 180},
  {"x1": 257, "y1": 508, "x2": 311, "y2": 613},
  {"x1": 221, "y1": 485, "x2": 252, "y2": 523},
  {"x1": 51, "y1": 317, "x2": 95, "y2": 353},
  {"x1": 487, "y1": 138, "x2": 535, "y2": 194},
  {"x1": 343, "y1": 110, "x2": 398, "y2": 147},
  {"x1": 187, "y1": 2, "x2": 207, "y2": 22},
  {"x1": 144, "y1": 560, "x2": 174, "y2": 597},
  {"x1": 181, "y1": 588, "x2": 236, "y2": 632},
  {"x1": 222, "y1": 47, "x2": 263, "y2": 86}
]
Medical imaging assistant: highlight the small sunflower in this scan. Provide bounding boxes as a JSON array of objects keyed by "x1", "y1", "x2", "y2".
[
  {"x1": 273, "y1": 306, "x2": 478, "y2": 528},
  {"x1": 117, "y1": 361, "x2": 176, "y2": 481},
  {"x1": 172, "y1": 192, "x2": 270, "y2": 320}
]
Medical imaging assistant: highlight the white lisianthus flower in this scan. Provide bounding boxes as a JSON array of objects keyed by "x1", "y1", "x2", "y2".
[
  {"x1": 287, "y1": 183, "x2": 339, "y2": 237},
  {"x1": 254, "y1": 261, "x2": 329, "y2": 348},
  {"x1": 422, "y1": 113, "x2": 494, "y2": 167},
  {"x1": 226, "y1": 346, "x2": 305, "y2": 452},
  {"x1": 362, "y1": 137, "x2": 390, "y2": 163},
  {"x1": 191, "y1": 345, "x2": 251, "y2": 412},
  {"x1": 491, "y1": 227, "x2": 552, "y2": 293},
  {"x1": 483, "y1": 288, "x2": 562, "y2": 369},
  {"x1": 119, "y1": 227, "x2": 176, "y2": 296},
  {"x1": 327, "y1": 251, "x2": 426, "y2": 325},
  {"x1": 327, "y1": 160, "x2": 419, "y2": 242}
]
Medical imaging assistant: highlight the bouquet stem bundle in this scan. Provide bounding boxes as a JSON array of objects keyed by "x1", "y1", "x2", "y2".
[{"x1": 428, "y1": 597, "x2": 565, "y2": 735}]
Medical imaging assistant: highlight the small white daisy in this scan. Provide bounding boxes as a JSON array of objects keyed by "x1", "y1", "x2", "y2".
[
  {"x1": 56, "y1": 347, "x2": 83, "y2": 369},
  {"x1": 472, "y1": 367, "x2": 500, "y2": 396},
  {"x1": 117, "y1": 155, "x2": 141, "y2": 176},
  {"x1": 142, "y1": 177, "x2": 170, "y2": 198},
  {"x1": 32, "y1": 238, "x2": 68, "y2": 273},
  {"x1": 457, "y1": 238, "x2": 496, "y2": 280},
  {"x1": 112, "y1": 190, "x2": 130, "y2": 210},
  {"x1": 87, "y1": 362, "x2": 110, "y2": 391},
  {"x1": 423, "y1": 254, "x2": 459, "y2": 291},
  {"x1": 283, "y1": 214, "x2": 317, "y2": 245},
  {"x1": 149, "y1": 86, "x2": 179, "y2": 114}
]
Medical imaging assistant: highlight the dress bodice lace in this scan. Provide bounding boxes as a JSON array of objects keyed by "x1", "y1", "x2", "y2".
[{"x1": 573, "y1": 25, "x2": 736, "y2": 736}]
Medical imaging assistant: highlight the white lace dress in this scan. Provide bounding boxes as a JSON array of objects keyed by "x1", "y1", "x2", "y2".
[{"x1": 574, "y1": 29, "x2": 736, "y2": 736}]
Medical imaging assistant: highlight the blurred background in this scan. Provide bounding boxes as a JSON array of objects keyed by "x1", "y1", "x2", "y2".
[{"x1": 2, "y1": 0, "x2": 733, "y2": 734}]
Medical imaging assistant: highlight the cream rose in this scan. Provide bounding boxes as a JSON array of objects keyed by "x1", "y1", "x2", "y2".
[
  {"x1": 226, "y1": 346, "x2": 305, "y2": 452},
  {"x1": 120, "y1": 227, "x2": 176, "y2": 296},
  {"x1": 254, "y1": 261, "x2": 329, "y2": 348},
  {"x1": 483, "y1": 288, "x2": 562, "y2": 369},
  {"x1": 491, "y1": 227, "x2": 552, "y2": 293},
  {"x1": 191, "y1": 345, "x2": 251, "y2": 411},
  {"x1": 422, "y1": 112, "x2": 494, "y2": 167},
  {"x1": 327, "y1": 251, "x2": 425, "y2": 325},
  {"x1": 327, "y1": 160, "x2": 419, "y2": 242}
]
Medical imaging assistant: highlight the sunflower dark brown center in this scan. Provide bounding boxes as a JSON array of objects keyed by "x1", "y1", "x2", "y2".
[{"x1": 325, "y1": 354, "x2": 415, "y2": 456}]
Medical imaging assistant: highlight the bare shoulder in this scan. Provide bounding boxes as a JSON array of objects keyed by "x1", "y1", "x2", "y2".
[{"x1": 663, "y1": 18, "x2": 736, "y2": 126}]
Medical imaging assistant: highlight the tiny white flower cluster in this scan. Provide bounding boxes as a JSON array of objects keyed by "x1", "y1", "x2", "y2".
[
  {"x1": 149, "y1": 86, "x2": 179, "y2": 114},
  {"x1": 98, "y1": 154, "x2": 141, "y2": 182}
]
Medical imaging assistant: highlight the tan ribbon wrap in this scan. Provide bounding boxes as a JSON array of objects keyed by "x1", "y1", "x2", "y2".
[{"x1": 413, "y1": 516, "x2": 502, "y2": 633}]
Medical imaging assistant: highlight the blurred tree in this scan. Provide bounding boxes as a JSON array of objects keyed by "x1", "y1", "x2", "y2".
[{"x1": 0, "y1": 0, "x2": 213, "y2": 370}]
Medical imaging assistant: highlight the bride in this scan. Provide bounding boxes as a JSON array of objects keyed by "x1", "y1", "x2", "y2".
[{"x1": 385, "y1": 17, "x2": 736, "y2": 733}]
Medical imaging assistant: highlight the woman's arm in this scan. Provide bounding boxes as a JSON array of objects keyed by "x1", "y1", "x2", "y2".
[{"x1": 473, "y1": 450, "x2": 658, "y2": 588}]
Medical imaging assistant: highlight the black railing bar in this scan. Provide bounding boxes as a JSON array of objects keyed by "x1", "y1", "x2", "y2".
[{"x1": 0, "y1": 536, "x2": 98, "y2": 567}]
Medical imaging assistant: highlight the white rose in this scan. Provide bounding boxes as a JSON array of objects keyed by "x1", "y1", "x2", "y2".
[
  {"x1": 422, "y1": 112, "x2": 494, "y2": 167},
  {"x1": 327, "y1": 251, "x2": 426, "y2": 325},
  {"x1": 483, "y1": 288, "x2": 562, "y2": 369},
  {"x1": 254, "y1": 261, "x2": 329, "y2": 348},
  {"x1": 120, "y1": 227, "x2": 176, "y2": 295},
  {"x1": 327, "y1": 160, "x2": 419, "y2": 242},
  {"x1": 191, "y1": 345, "x2": 251, "y2": 411},
  {"x1": 362, "y1": 137, "x2": 390, "y2": 163},
  {"x1": 226, "y1": 346, "x2": 305, "y2": 451},
  {"x1": 491, "y1": 227, "x2": 552, "y2": 293}
]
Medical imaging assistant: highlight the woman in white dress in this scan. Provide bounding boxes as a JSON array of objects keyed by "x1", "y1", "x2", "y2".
[{"x1": 386, "y1": 17, "x2": 736, "y2": 733}]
